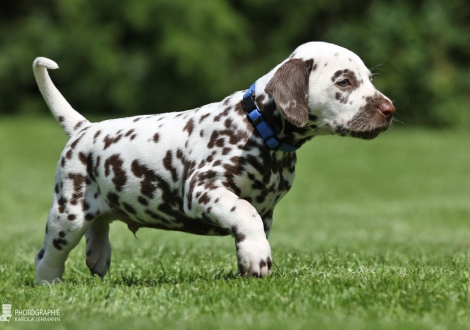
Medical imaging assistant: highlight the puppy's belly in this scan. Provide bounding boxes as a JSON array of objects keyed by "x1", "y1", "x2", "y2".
[{"x1": 94, "y1": 177, "x2": 229, "y2": 236}]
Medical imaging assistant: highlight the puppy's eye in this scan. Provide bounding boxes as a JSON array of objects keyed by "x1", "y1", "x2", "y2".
[{"x1": 336, "y1": 79, "x2": 349, "y2": 87}]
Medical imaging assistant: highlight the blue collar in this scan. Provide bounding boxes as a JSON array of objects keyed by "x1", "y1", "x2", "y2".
[{"x1": 242, "y1": 83, "x2": 299, "y2": 153}]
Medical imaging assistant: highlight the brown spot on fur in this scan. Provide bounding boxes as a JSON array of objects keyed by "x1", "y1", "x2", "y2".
[
  {"x1": 106, "y1": 192, "x2": 120, "y2": 207},
  {"x1": 232, "y1": 226, "x2": 245, "y2": 243},
  {"x1": 215, "y1": 138, "x2": 225, "y2": 148},
  {"x1": 103, "y1": 134, "x2": 123, "y2": 150},
  {"x1": 214, "y1": 107, "x2": 232, "y2": 122},
  {"x1": 68, "y1": 173, "x2": 86, "y2": 205},
  {"x1": 332, "y1": 70, "x2": 344, "y2": 82},
  {"x1": 348, "y1": 71, "x2": 361, "y2": 89},
  {"x1": 58, "y1": 196, "x2": 67, "y2": 213},
  {"x1": 137, "y1": 196, "x2": 148, "y2": 206},
  {"x1": 145, "y1": 209, "x2": 163, "y2": 221},
  {"x1": 199, "y1": 113, "x2": 210, "y2": 123},
  {"x1": 74, "y1": 120, "x2": 86, "y2": 130},
  {"x1": 93, "y1": 156, "x2": 101, "y2": 178},
  {"x1": 78, "y1": 152, "x2": 87, "y2": 166},
  {"x1": 336, "y1": 92, "x2": 349, "y2": 104},
  {"x1": 163, "y1": 151, "x2": 178, "y2": 182},
  {"x1": 183, "y1": 118, "x2": 195, "y2": 136},
  {"x1": 53, "y1": 238, "x2": 67, "y2": 250},
  {"x1": 198, "y1": 193, "x2": 210, "y2": 204},
  {"x1": 123, "y1": 202, "x2": 137, "y2": 215},
  {"x1": 131, "y1": 160, "x2": 162, "y2": 199},
  {"x1": 176, "y1": 149, "x2": 184, "y2": 159},
  {"x1": 70, "y1": 133, "x2": 85, "y2": 149},
  {"x1": 104, "y1": 154, "x2": 127, "y2": 192},
  {"x1": 207, "y1": 132, "x2": 218, "y2": 149},
  {"x1": 93, "y1": 130, "x2": 101, "y2": 142}
]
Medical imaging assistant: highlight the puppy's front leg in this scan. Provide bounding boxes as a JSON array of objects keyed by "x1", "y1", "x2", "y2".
[{"x1": 193, "y1": 189, "x2": 272, "y2": 277}]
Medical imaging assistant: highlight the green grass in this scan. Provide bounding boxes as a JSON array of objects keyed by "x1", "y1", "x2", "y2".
[{"x1": 1, "y1": 117, "x2": 470, "y2": 329}]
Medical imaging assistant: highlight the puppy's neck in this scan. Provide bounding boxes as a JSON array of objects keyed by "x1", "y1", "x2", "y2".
[{"x1": 254, "y1": 95, "x2": 319, "y2": 148}]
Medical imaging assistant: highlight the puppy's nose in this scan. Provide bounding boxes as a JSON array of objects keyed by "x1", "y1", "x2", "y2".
[{"x1": 378, "y1": 99, "x2": 395, "y2": 118}]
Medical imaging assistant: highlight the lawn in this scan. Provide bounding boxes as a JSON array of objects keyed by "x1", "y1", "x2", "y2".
[{"x1": 1, "y1": 117, "x2": 470, "y2": 329}]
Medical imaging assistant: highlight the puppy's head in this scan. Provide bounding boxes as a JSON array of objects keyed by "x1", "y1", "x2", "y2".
[{"x1": 263, "y1": 42, "x2": 395, "y2": 140}]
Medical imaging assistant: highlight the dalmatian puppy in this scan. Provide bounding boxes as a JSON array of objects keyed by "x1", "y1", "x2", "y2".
[{"x1": 33, "y1": 42, "x2": 395, "y2": 284}]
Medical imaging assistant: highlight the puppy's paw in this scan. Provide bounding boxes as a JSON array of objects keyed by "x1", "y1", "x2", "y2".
[
  {"x1": 85, "y1": 237, "x2": 111, "y2": 278},
  {"x1": 236, "y1": 238, "x2": 272, "y2": 277}
]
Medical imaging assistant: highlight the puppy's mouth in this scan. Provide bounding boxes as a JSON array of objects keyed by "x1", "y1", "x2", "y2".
[{"x1": 336, "y1": 123, "x2": 390, "y2": 140}]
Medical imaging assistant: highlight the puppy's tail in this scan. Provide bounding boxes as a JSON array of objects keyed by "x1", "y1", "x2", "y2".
[{"x1": 33, "y1": 57, "x2": 90, "y2": 137}]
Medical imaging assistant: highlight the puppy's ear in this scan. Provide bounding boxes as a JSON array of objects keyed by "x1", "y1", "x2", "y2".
[{"x1": 265, "y1": 59, "x2": 314, "y2": 127}]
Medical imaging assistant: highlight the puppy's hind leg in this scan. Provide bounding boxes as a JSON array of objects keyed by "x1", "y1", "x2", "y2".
[
  {"x1": 35, "y1": 168, "x2": 98, "y2": 284},
  {"x1": 35, "y1": 203, "x2": 93, "y2": 284}
]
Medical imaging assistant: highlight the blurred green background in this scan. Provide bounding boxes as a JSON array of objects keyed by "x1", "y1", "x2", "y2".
[
  {"x1": 1, "y1": 0, "x2": 469, "y2": 127},
  {"x1": 1, "y1": 3, "x2": 470, "y2": 328}
]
